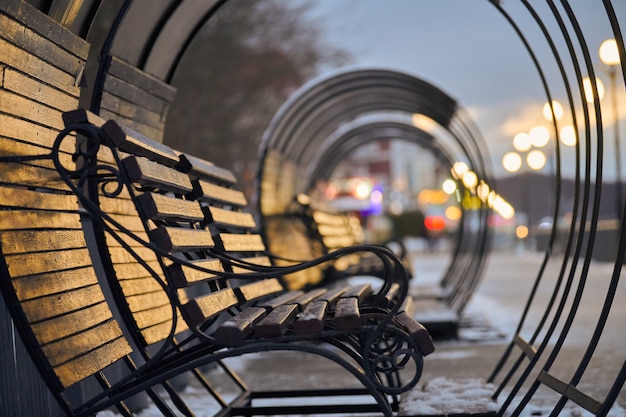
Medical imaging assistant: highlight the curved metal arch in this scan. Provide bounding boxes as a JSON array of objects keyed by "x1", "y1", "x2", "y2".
[
  {"x1": 306, "y1": 118, "x2": 448, "y2": 185},
  {"x1": 256, "y1": 68, "x2": 494, "y2": 325},
  {"x1": 261, "y1": 68, "x2": 458, "y2": 161}
]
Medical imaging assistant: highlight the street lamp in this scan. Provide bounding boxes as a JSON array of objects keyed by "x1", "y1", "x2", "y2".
[{"x1": 599, "y1": 38, "x2": 623, "y2": 218}]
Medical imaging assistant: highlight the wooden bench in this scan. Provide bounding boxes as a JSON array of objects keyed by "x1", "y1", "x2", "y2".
[
  {"x1": 68, "y1": 112, "x2": 433, "y2": 411},
  {"x1": 290, "y1": 194, "x2": 412, "y2": 282},
  {"x1": 0, "y1": 100, "x2": 434, "y2": 416}
]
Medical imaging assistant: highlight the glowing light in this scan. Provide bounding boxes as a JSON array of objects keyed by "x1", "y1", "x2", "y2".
[
  {"x1": 513, "y1": 132, "x2": 532, "y2": 152},
  {"x1": 354, "y1": 181, "x2": 372, "y2": 200},
  {"x1": 527, "y1": 149, "x2": 547, "y2": 170},
  {"x1": 502, "y1": 152, "x2": 522, "y2": 173},
  {"x1": 476, "y1": 182, "x2": 490, "y2": 202},
  {"x1": 452, "y1": 161, "x2": 469, "y2": 179},
  {"x1": 462, "y1": 171, "x2": 478, "y2": 189},
  {"x1": 543, "y1": 100, "x2": 564, "y2": 121},
  {"x1": 560, "y1": 125, "x2": 577, "y2": 147},
  {"x1": 442, "y1": 179, "x2": 457, "y2": 195},
  {"x1": 515, "y1": 225, "x2": 529, "y2": 239},
  {"x1": 370, "y1": 189, "x2": 383, "y2": 204},
  {"x1": 411, "y1": 113, "x2": 439, "y2": 132},
  {"x1": 445, "y1": 206, "x2": 462, "y2": 221},
  {"x1": 583, "y1": 76, "x2": 605, "y2": 103},
  {"x1": 424, "y1": 215, "x2": 446, "y2": 231},
  {"x1": 529, "y1": 126, "x2": 550, "y2": 148},
  {"x1": 418, "y1": 189, "x2": 449, "y2": 205},
  {"x1": 599, "y1": 38, "x2": 620, "y2": 66},
  {"x1": 492, "y1": 195, "x2": 515, "y2": 219}
]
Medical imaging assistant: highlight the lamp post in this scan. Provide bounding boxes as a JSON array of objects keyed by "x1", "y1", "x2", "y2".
[
  {"x1": 502, "y1": 130, "x2": 548, "y2": 248},
  {"x1": 599, "y1": 38, "x2": 623, "y2": 219}
]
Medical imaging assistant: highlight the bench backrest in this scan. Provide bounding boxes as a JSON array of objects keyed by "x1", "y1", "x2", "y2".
[
  {"x1": 0, "y1": 135, "x2": 133, "y2": 390},
  {"x1": 63, "y1": 109, "x2": 193, "y2": 348},
  {"x1": 0, "y1": 110, "x2": 136, "y2": 416},
  {"x1": 84, "y1": 117, "x2": 286, "y2": 338},
  {"x1": 295, "y1": 195, "x2": 368, "y2": 274},
  {"x1": 0, "y1": 10, "x2": 141, "y2": 415}
]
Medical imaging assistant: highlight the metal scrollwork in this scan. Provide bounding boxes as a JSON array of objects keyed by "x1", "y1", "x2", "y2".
[{"x1": 363, "y1": 322, "x2": 424, "y2": 395}]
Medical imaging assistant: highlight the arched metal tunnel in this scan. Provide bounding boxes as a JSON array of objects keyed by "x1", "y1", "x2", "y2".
[{"x1": 1, "y1": 1, "x2": 625, "y2": 416}]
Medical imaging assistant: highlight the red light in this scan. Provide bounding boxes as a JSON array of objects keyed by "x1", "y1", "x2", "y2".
[{"x1": 424, "y1": 215, "x2": 446, "y2": 231}]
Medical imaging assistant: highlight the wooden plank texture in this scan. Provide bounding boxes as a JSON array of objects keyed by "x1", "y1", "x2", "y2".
[
  {"x1": 191, "y1": 179, "x2": 247, "y2": 206},
  {"x1": 122, "y1": 155, "x2": 192, "y2": 193},
  {"x1": 137, "y1": 192, "x2": 204, "y2": 222},
  {"x1": 0, "y1": 38, "x2": 78, "y2": 91},
  {"x1": 0, "y1": 0, "x2": 89, "y2": 60},
  {"x1": 102, "y1": 120, "x2": 179, "y2": 167}
]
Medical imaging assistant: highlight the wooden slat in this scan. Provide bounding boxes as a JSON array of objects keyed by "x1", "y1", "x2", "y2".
[
  {"x1": 334, "y1": 297, "x2": 361, "y2": 330},
  {"x1": 107, "y1": 246, "x2": 159, "y2": 266},
  {"x1": 183, "y1": 289, "x2": 240, "y2": 327},
  {"x1": 99, "y1": 109, "x2": 166, "y2": 144},
  {"x1": 0, "y1": 230, "x2": 85, "y2": 253},
  {"x1": 31, "y1": 302, "x2": 114, "y2": 345},
  {"x1": 140, "y1": 316, "x2": 188, "y2": 346},
  {"x1": 0, "y1": 1, "x2": 90, "y2": 60},
  {"x1": 43, "y1": 319, "x2": 124, "y2": 367},
  {"x1": 149, "y1": 226, "x2": 215, "y2": 252},
  {"x1": 122, "y1": 155, "x2": 192, "y2": 194},
  {"x1": 0, "y1": 211, "x2": 80, "y2": 232},
  {"x1": 137, "y1": 192, "x2": 204, "y2": 222},
  {"x1": 104, "y1": 212, "x2": 147, "y2": 233},
  {"x1": 0, "y1": 91, "x2": 66, "y2": 130},
  {"x1": 256, "y1": 291, "x2": 304, "y2": 310},
  {"x1": 208, "y1": 206, "x2": 256, "y2": 229},
  {"x1": 230, "y1": 256, "x2": 272, "y2": 274},
  {"x1": 103, "y1": 120, "x2": 179, "y2": 167},
  {"x1": 0, "y1": 135, "x2": 74, "y2": 164},
  {"x1": 254, "y1": 304, "x2": 299, "y2": 338},
  {"x1": 61, "y1": 108, "x2": 107, "y2": 128},
  {"x1": 192, "y1": 179, "x2": 247, "y2": 207},
  {"x1": 0, "y1": 115, "x2": 72, "y2": 151},
  {"x1": 100, "y1": 91, "x2": 165, "y2": 130},
  {"x1": 293, "y1": 300, "x2": 328, "y2": 335},
  {"x1": 237, "y1": 278, "x2": 284, "y2": 302},
  {"x1": 340, "y1": 284, "x2": 373, "y2": 301},
  {"x1": 107, "y1": 56, "x2": 176, "y2": 102},
  {"x1": 110, "y1": 260, "x2": 162, "y2": 281},
  {"x1": 11, "y1": 267, "x2": 98, "y2": 301},
  {"x1": 118, "y1": 277, "x2": 164, "y2": 297},
  {"x1": 177, "y1": 153, "x2": 237, "y2": 184},
  {"x1": 323, "y1": 235, "x2": 357, "y2": 250},
  {"x1": 53, "y1": 336, "x2": 131, "y2": 388},
  {"x1": 291, "y1": 289, "x2": 328, "y2": 307},
  {"x1": 167, "y1": 258, "x2": 224, "y2": 287},
  {"x1": 20, "y1": 284, "x2": 108, "y2": 323},
  {"x1": 128, "y1": 304, "x2": 175, "y2": 330},
  {"x1": 102, "y1": 74, "x2": 169, "y2": 117},
  {"x1": 219, "y1": 233, "x2": 266, "y2": 252},
  {"x1": 214, "y1": 307, "x2": 267, "y2": 344},
  {"x1": 0, "y1": 38, "x2": 78, "y2": 92},
  {"x1": 0, "y1": 165, "x2": 70, "y2": 193},
  {"x1": 2, "y1": 67, "x2": 79, "y2": 107},
  {"x1": 5, "y1": 248, "x2": 92, "y2": 277},
  {"x1": 395, "y1": 312, "x2": 435, "y2": 356},
  {"x1": 318, "y1": 286, "x2": 349, "y2": 305},
  {"x1": 126, "y1": 291, "x2": 171, "y2": 313}
]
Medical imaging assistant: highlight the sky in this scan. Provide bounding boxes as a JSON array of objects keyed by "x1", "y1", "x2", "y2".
[{"x1": 305, "y1": 1, "x2": 626, "y2": 180}]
